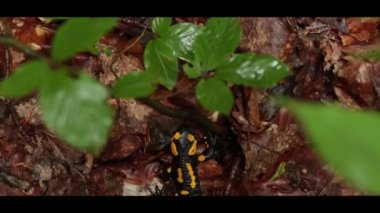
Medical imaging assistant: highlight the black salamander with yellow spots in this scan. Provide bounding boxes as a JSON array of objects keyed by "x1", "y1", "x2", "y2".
[{"x1": 166, "y1": 128, "x2": 216, "y2": 196}]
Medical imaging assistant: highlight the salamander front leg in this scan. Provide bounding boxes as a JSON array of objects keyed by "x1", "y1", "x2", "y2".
[{"x1": 197, "y1": 131, "x2": 217, "y2": 162}]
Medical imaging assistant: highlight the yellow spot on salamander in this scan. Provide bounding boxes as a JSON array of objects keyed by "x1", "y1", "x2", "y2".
[
  {"x1": 171, "y1": 142, "x2": 178, "y2": 156},
  {"x1": 175, "y1": 193, "x2": 178, "y2": 196},
  {"x1": 186, "y1": 163, "x2": 196, "y2": 189},
  {"x1": 188, "y1": 140, "x2": 197, "y2": 155},
  {"x1": 198, "y1": 154, "x2": 205, "y2": 162},
  {"x1": 187, "y1": 134, "x2": 195, "y2": 142},
  {"x1": 180, "y1": 190, "x2": 189, "y2": 195},
  {"x1": 177, "y1": 168, "x2": 184, "y2": 183},
  {"x1": 167, "y1": 166, "x2": 172, "y2": 173},
  {"x1": 173, "y1": 132, "x2": 181, "y2": 140}
]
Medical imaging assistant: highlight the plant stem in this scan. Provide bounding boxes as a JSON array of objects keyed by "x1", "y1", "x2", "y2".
[
  {"x1": 0, "y1": 35, "x2": 228, "y2": 134},
  {"x1": 0, "y1": 36, "x2": 82, "y2": 76},
  {"x1": 0, "y1": 36, "x2": 40, "y2": 58},
  {"x1": 138, "y1": 97, "x2": 228, "y2": 134}
]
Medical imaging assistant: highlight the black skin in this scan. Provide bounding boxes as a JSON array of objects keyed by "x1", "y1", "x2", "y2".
[{"x1": 156, "y1": 127, "x2": 217, "y2": 196}]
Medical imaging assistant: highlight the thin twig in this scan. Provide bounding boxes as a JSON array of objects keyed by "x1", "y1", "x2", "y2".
[
  {"x1": 138, "y1": 97, "x2": 228, "y2": 134},
  {"x1": 0, "y1": 35, "x2": 227, "y2": 134},
  {"x1": 0, "y1": 36, "x2": 40, "y2": 58},
  {"x1": 120, "y1": 26, "x2": 148, "y2": 54}
]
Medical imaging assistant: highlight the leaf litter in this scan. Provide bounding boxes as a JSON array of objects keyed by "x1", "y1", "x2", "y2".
[{"x1": 0, "y1": 17, "x2": 378, "y2": 195}]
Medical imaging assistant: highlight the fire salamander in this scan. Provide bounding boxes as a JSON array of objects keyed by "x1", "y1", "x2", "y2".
[{"x1": 165, "y1": 128, "x2": 216, "y2": 196}]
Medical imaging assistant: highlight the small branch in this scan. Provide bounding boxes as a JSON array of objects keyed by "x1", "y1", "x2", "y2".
[
  {"x1": 0, "y1": 36, "x2": 40, "y2": 58},
  {"x1": 0, "y1": 36, "x2": 81, "y2": 76},
  {"x1": 0, "y1": 35, "x2": 228, "y2": 135},
  {"x1": 119, "y1": 26, "x2": 148, "y2": 54},
  {"x1": 138, "y1": 97, "x2": 228, "y2": 134}
]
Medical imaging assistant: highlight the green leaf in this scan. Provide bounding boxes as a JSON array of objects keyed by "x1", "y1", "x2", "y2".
[
  {"x1": 38, "y1": 17, "x2": 70, "y2": 23},
  {"x1": 112, "y1": 71, "x2": 156, "y2": 98},
  {"x1": 0, "y1": 60, "x2": 51, "y2": 97},
  {"x1": 144, "y1": 39, "x2": 179, "y2": 90},
  {"x1": 359, "y1": 49, "x2": 380, "y2": 60},
  {"x1": 194, "y1": 17, "x2": 242, "y2": 71},
  {"x1": 281, "y1": 98, "x2": 380, "y2": 194},
  {"x1": 166, "y1": 23, "x2": 202, "y2": 62},
  {"x1": 152, "y1": 17, "x2": 172, "y2": 37},
  {"x1": 269, "y1": 162, "x2": 287, "y2": 181},
  {"x1": 39, "y1": 72, "x2": 114, "y2": 155},
  {"x1": 88, "y1": 45, "x2": 100, "y2": 56},
  {"x1": 183, "y1": 63, "x2": 201, "y2": 79},
  {"x1": 195, "y1": 77, "x2": 233, "y2": 115},
  {"x1": 103, "y1": 47, "x2": 113, "y2": 56},
  {"x1": 52, "y1": 17, "x2": 117, "y2": 61},
  {"x1": 215, "y1": 54, "x2": 291, "y2": 88}
]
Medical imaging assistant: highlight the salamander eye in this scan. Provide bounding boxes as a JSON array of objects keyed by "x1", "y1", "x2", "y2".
[
  {"x1": 188, "y1": 140, "x2": 197, "y2": 155},
  {"x1": 187, "y1": 134, "x2": 195, "y2": 142},
  {"x1": 171, "y1": 142, "x2": 178, "y2": 156},
  {"x1": 173, "y1": 132, "x2": 181, "y2": 140}
]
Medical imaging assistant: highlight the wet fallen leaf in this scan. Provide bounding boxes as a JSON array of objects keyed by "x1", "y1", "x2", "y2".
[
  {"x1": 239, "y1": 18, "x2": 291, "y2": 59},
  {"x1": 100, "y1": 135, "x2": 142, "y2": 161},
  {"x1": 335, "y1": 61, "x2": 374, "y2": 106},
  {"x1": 198, "y1": 159, "x2": 223, "y2": 179}
]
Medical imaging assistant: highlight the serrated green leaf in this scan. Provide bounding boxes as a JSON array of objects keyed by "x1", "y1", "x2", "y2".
[
  {"x1": 166, "y1": 23, "x2": 202, "y2": 62},
  {"x1": 0, "y1": 60, "x2": 51, "y2": 98},
  {"x1": 281, "y1": 98, "x2": 380, "y2": 194},
  {"x1": 112, "y1": 71, "x2": 156, "y2": 98},
  {"x1": 215, "y1": 54, "x2": 291, "y2": 88},
  {"x1": 144, "y1": 39, "x2": 179, "y2": 90},
  {"x1": 195, "y1": 77, "x2": 233, "y2": 115},
  {"x1": 39, "y1": 72, "x2": 114, "y2": 155},
  {"x1": 52, "y1": 17, "x2": 117, "y2": 61},
  {"x1": 152, "y1": 17, "x2": 172, "y2": 37},
  {"x1": 194, "y1": 18, "x2": 242, "y2": 71}
]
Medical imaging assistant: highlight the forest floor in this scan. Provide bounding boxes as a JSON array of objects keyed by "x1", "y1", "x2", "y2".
[{"x1": 0, "y1": 17, "x2": 377, "y2": 195}]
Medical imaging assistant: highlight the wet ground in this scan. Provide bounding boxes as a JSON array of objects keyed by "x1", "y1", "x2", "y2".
[{"x1": 0, "y1": 17, "x2": 377, "y2": 195}]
